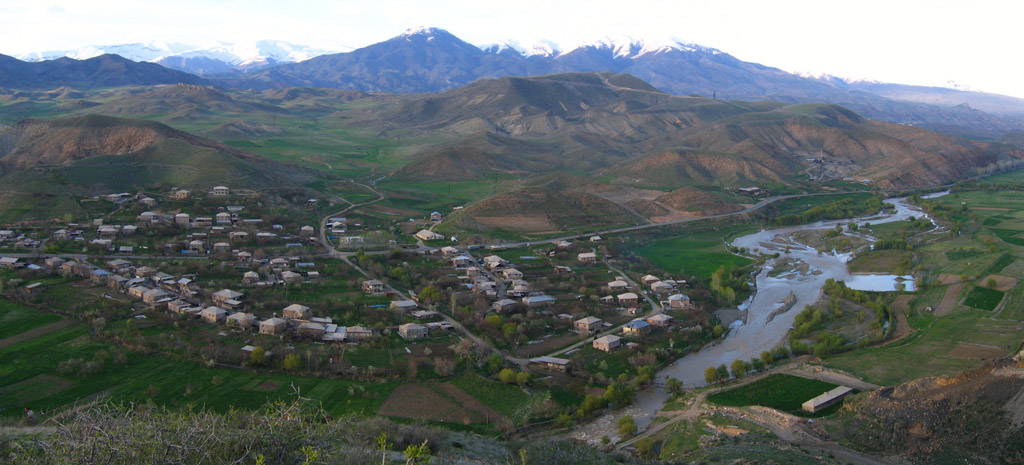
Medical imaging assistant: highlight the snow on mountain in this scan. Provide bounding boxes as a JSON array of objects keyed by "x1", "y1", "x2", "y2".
[
  {"x1": 479, "y1": 39, "x2": 561, "y2": 57},
  {"x1": 562, "y1": 35, "x2": 723, "y2": 58},
  {"x1": 16, "y1": 40, "x2": 341, "y2": 73}
]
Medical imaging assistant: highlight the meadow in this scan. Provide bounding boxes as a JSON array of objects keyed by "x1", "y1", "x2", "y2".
[{"x1": 706, "y1": 374, "x2": 840, "y2": 417}]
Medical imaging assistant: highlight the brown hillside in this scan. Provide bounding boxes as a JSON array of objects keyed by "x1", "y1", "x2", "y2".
[
  {"x1": 449, "y1": 186, "x2": 640, "y2": 233},
  {"x1": 606, "y1": 149, "x2": 790, "y2": 187},
  {"x1": 655, "y1": 187, "x2": 741, "y2": 214}
]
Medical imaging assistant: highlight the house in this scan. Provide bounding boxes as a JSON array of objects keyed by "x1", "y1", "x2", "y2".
[
  {"x1": 414, "y1": 229, "x2": 445, "y2": 241},
  {"x1": 346, "y1": 325, "x2": 373, "y2": 341},
  {"x1": 492, "y1": 298, "x2": 518, "y2": 313},
  {"x1": 134, "y1": 266, "x2": 156, "y2": 278},
  {"x1": 651, "y1": 281, "x2": 674, "y2": 293},
  {"x1": 482, "y1": 255, "x2": 507, "y2": 269},
  {"x1": 589, "y1": 235, "x2": 602, "y2": 242},
  {"x1": 212, "y1": 289, "x2": 244, "y2": 307},
  {"x1": 617, "y1": 292, "x2": 639, "y2": 306},
  {"x1": 128, "y1": 286, "x2": 150, "y2": 299},
  {"x1": 53, "y1": 229, "x2": 70, "y2": 241},
  {"x1": 297, "y1": 322, "x2": 326, "y2": 339},
  {"x1": 139, "y1": 196, "x2": 157, "y2": 207},
  {"x1": 390, "y1": 300, "x2": 418, "y2": 313},
  {"x1": 107, "y1": 259, "x2": 131, "y2": 271},
  {"x1": 212, "y1": 186, "x2": 230, "y2": 196},
  {"x1": 575, "y1": 316, "x2": 603, "y2": 335},
  {"x1": 528, "y1": 356, "x2": 571, "y2": 373},
  {"x1": 508, "y1": 282, "x2": 531, "y2": 297},
  {"x1": 174, "y1": 213, "x2": 190, "y2": 226},
  {"x1": 237, "y1": 251, "x2": 252, "y2": 262},
  {"x1": 398, "y1": 323, "x2": 428, "y2": 340},
  {"x1": 175, "y1": 189, "x2": 191, "y2": 199},
  {"x1": 226, "y1": 312, "x2": 256, "y2": 328},
  {"x1": 593, "y1": 335, "x2": 621, "y2": 352},
  {"x1": 440, "y1": 246, "x2": 460, "y2": 256},
  {"x1": 737, "y1": 186, "x2": 762, "y2": 196},
  {"x1": 259, "y1": 317, "x2": 287, "y2": 335},
  {"x1": 44, "y1": 257, "x2": 65, "y2": 269},
  {"x1": 361, "y1": 279, "x2": 385, "y2": 294},
  {"x1": 200, "y1": 306, "x2": 228, "y2": 324},
  {"x1": 501, "y1": 268, "x2": 524, "y2": 280},
  {"x1": 577, "y1": 252, "x2": 597, "y2": 263},
  {"x1": 230, "y1": 231, "x2": 249, "y2": 242},
  {"x1": 641, "y1": 275, "x2": 660, "y2": 285},
  {"x1": 299, "y1": 225, "x2": 315, "y2": 236},
  {"x1": 90, "y1": 269, "x2": 110, "y2": 284},
  {"x1": 667, "y1": 294, "x2": 692, "y2": 309},
  {"x1": 242, "y1": 271, "x2": 260, "y2": 284},
  {"x1": 430, "y1": 211, "x2": 442, "y2": 222},
  {"x1": 322, "y1": 326, "x2": 347, "y2": 342},
  {"x1": 411, "y1": 310, "x2": 437, "y2": 319},
  {"x1": 97, "y1": 225, "x2": 119, "y2": 239},
  {"x1": 522, "y1": 294, "x2": 555, "y2": 307},
  {"x1": 647, "y1": 314, "x2": 674, "y2": 327},
  {"x1": 623, "y1": 319, "x2": 652, "y2": 336},
  {"x1": 451, "y1": 255, "x2": 474, "y2": 268},
  {"x1": 556, "y1": 240, "x2": 572, "y2": 249},
  {"x1": 212, "y1": 242, "x2": 231, "y2": 252},
  {"x1": 607, "y1": 280, "x2": 629, "y2": 291},
  {"x1": 194, "y1": 217, "x2": 213, "y2": 227},
  {"x1": 142, "y1": 288, "x2": 170, "y2": 304},
  {"x1": 0, "y1": 257, "x2": 21, "y2": 269},
  {"x1": 282, "y1": 304, "x2": 311, "y2": 320},
  {"x1": 281, "y1": 270, "x2": 304, "y2": 284},
  {"x1": 553, "y1": 265, "x2": 572, "y2": 274},
  {"x1": 188, "y1": 240, "x2": 205, "y2": 251},
  {"x1": 107, "y1": 274, "x2": 129, "y2": 290}
]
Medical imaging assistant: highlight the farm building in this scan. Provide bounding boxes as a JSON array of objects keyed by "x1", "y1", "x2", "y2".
[
  {"x1": 593, "y1": 335, "x2": 621, "y2": 352},
  {"x1": 390, "y1": 300, "x2": 418, "y2": 313},
  {"x1": 802, "y1": 386, "x2": 853, "y2": 413},
  {"x1": 415, "y1": 230, "x2": 445, "y2": 241},
  {"x1": 529, "y1": 356, "x2": 571, "y2": 373}
]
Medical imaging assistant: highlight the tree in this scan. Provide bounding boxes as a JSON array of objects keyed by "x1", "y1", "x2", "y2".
[
  {"x1": 987, "y1": 278, "x2": 998, "y2": 288},
  {"x1": 665, "y1": 377, "x2": 683, "y2": 395},
  {"x1": 636, "y1": 366, "x2": 655, "y2": 385},
  {"x1": 250, "y1": 346, "x2": 266, "y2": 365},
  {"x1": 419, "y1": 286, "x2": 441, "y2": 303},
  {"x1": 712, "y1": 324, "x2": 725, "y2": 338},
  {"x1": 635, "y1": 437, "x2": 656, "y2": 459},
  {"x1": 487, "y1": 353, "x2": 503, "y2": 373},
  {"x1": 555, "y1": 413, "x2": 573, "y2": 428},
  {"x1": 516, "y1": 371, "x2": 531, "y2": 386},
  {"x1": 498, "y1": 368, "x2": 517, "y2": 384},
  {"x1": 404, "y1": 439, "x2": 431, "y2": 465},
  {"x1": 282, "y1": 353, "x2": 301, "y2": 371},
  {"x1": 760, "y1": 351, "x2": 773, "y2": 365},
  {"x1": 704, "y1": 366, "x2": 718, "y2": 384},
  {"x1": 716, "y1": 364, "x2": 729, "y2": 381},
  {"x1": 730, "y1": 359, "x2": 746, "y2": 378},
  {"x1": 617, "y1": 415, "x2": 637, "y2": 438}
]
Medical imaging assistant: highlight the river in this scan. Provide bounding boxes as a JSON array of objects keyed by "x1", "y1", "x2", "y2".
[{"x1": 619, "y1": 195, "x2": 937, "y2": 433}]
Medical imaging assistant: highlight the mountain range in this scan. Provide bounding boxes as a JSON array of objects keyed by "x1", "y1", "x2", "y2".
[{"x1": 6, "y1": 27, "x2": 1024, "y2": 139}]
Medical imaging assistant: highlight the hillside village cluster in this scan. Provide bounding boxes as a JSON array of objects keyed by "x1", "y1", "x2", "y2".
[{"x1": 0, "y1": 185, "x2": 708, "y2": 380}]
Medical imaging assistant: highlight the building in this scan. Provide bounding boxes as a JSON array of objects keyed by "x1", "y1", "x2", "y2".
[
  {"x1": 593, "y1": 335, "x2": 621, "y2": 352},
  {"x1": 607, "y1": 280, "x2": 629, "y2": 291},
  {"x1": 667, "y1": 294, "x2": 692, "y2": 309},
  {"x1": 577, "y1": 252, "x2": 597, "y2": 263},
  {"x1": 622, "y1": 319, "x2": 652, "y2": 336},
  {"x1": 430, "y1": 211, "x2": 442, "y2": 222},
  {"x1": 297, "y1": 322, "x2": 326, "y2": 339},
  {"x1": 174, "y1": 213, "x2": 190, "y2": 226},
  {"x1": 414, "y1": 229, "x2": 445, "y2": 241},
  {"x1": 589, "y1": 235, "x2": 602, "y2": 242},
  {"x1": 299, "y1": 225, "x2": 315, "y2": 236},
  {"x1": 212, "y1": 289, "x2": 244, "y2": 307},
  {"x1": 802, "y1": 386, "x2": 853, "y2": 413},
  {"x1": 390, "y1": 299, "x2": 418, "y2": 313},
  {"x1": 575, "y1": 316, "x2": 602, "y2": 335},
  {"x1": 259, "y1": 317, "x2": 287, "y2": 335},
  {"x1": 651, "y1": 281, "x2": 674, "y2": 293},
  {"x1": 501, "y1": 268, "x2": 523, "y2": 280},
  {"x1": 346, "y1": 325, "x2": 373, "y2": 341},
  {"x1": 200, "y1": 306, "x2": 228, "y2": 324},
  {"x1": 492, "y1": 298, "x2": 518, "y2": 313},
  {"x1": 212, "y1": 186, "x2": 230, "y2": 196},
  {"x1": 282, "y1": 304, "x2": 311, "y2": 320},
  {"x1": 647, "y1": 314, "x2": 674, "y2": 327},
  {"x1": 522, "y1": 294, "x2": 555, "y2": 307},
  {"x1": 641, "y1": 275, "x2": 660, "y2": 285},
  {"x1": 216, "y1": 212, "x2": 232, "y2": 224},
  {"x1": 398, "y1": 323, "x2": 428, "y2": 340},
  {"x1": 226, "y1": 312, "x2": 256, "y2": 328},
  {"x1": 528, "y1": 356, "x2": 571, "y2": 373},
  {"x1": 175, "y1": 189, "x2": 191, "y2": 199},
  {"x1": 617, "y1": 292, "x2": 639, "y2": 306},
  {"x1": 281, "y1": 270, "x2": 304, "y2": 284},
  {"x1": 242, "y1": 271, "x2": 260, "y2": 284},
  {"x1": 0, "y1": 257, "x2": 20, "y2": 269},
  {"x1": 440, "y1": 246, "x2": 460, "y2": 256},
  {"x1": 361, "y1": 279, "x2": 385, "y2": 294}
]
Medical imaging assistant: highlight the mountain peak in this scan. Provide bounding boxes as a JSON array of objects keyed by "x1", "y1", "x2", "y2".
[
  {"x1": 567, "y1": 35, "x2": 722, "y2": 58},
  {"x1": 400, "y1": 26, "x2": 450, "y2": 38}
]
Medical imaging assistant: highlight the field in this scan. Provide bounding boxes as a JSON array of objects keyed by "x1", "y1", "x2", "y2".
[
  {"x1": 0, "y1": 299, "x2": 62, "y2": 339},
  {"x1": 0, "y1": 324, "x2": 400, "y2": 418},
  {"x1": 846, "y1": 249, "x2": 912, "y2": 274},
  {"x1": 637, "y1": 235, "x2": 753, "y2": 279},
  {"x1": 707, "y1": 374, "x2": 840, "y2": 417},
  {"x1": 963, "y1": 286, "x2": 1005, "y2": 310}
]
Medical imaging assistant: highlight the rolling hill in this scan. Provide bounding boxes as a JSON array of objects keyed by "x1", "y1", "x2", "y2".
[{"x1": 0, "y1": 53, "x2": 204, "y2": 89}]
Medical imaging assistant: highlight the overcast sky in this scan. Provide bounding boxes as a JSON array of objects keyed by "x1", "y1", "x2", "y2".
[{"x1": 3, "y1": 0, "x2": 1022, "y2": 98}]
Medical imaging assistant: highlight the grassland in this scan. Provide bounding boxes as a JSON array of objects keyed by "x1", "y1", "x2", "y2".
[
  {"x1": 636, "y1": 235, "x2": 753, "y2": 279},
  {"x1": 707, "y1": 374, "x2": 839, "y2": 417},
  {"x1": 0, "y1": 299, "x2": 62, "y2": 339}
]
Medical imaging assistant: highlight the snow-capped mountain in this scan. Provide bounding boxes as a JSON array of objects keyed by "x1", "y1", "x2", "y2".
[
  {"x1": 560, "y1": 35, "x2": 722, "y2": 59},
  {"x1": 16, "y1": 41, "x2": 341, "y2": 74}
]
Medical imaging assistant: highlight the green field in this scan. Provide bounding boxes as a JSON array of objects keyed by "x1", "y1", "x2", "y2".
[
  {"x1": 963, "y1": 286, "x2": 1005, "y2": 310},
  {"x1": 707, "y1": 374, "x2": 839, "y2": 417},
  {"x1": 450, "y1": 373, "x2": 544, "y2": 421},
  {"x1": 636, "y1": 237, "x2": 753, "y2": 279},
  {"x1": 988, "y1": 254, "x2": 1016, "y2": 273},
  {"x1": 0, "y1": 299, "x2": 63, "y2": 339},
  {"x1": 0, "y1": 324, "x2": 398, "y2": 418}
]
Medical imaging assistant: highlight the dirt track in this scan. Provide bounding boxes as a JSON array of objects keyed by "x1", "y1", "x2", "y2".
[{"x1": 0, "y1": 319, "x2": 79, "y2": 350}]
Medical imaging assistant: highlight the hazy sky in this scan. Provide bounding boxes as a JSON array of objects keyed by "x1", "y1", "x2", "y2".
[{"x1": 3, "y1": 0, "x2": 1023, "y2": 98}]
